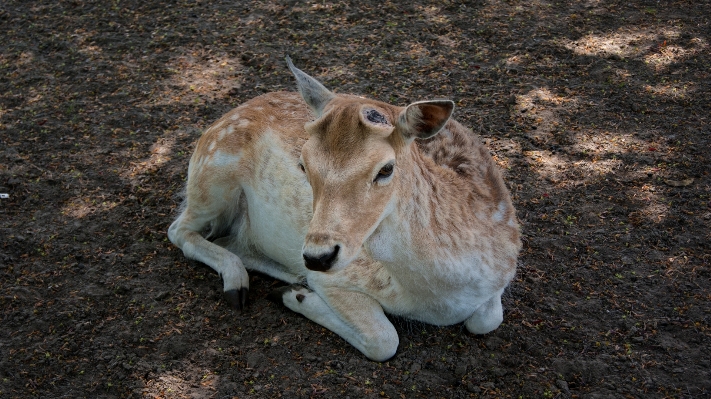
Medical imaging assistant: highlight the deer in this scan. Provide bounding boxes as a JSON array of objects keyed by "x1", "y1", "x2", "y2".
[{"x1": 168, "y1": 57, "x2": 521, "y2": 361}]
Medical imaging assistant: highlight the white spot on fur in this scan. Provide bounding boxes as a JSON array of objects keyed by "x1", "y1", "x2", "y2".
[
  {"x1": 218, "y1": 125, "x2": 233, "y2": 141},
  {"x1": 230, "y1": 112, "x2": 241, "y2": 120},
  {"x1": 208, "y1": 141, "x2": 216, "y2": 151},
  {"x1": 491, "y1": 201, "x2": 507, "y2": 222},
  {"x1": 211, "y1": 150, "x2": 240, "y2": 167},
  {"x1": 237, "y1": 119, "x2": 250, "y2": 128}
]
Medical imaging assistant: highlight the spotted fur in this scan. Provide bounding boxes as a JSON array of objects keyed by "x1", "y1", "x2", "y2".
[{"x1": 168, "y1": 58, "x2": 521, "y2": 361}]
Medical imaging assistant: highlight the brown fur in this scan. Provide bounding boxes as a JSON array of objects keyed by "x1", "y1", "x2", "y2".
[{"x1": 169, "y1": 62, "x2": 521, "y2": 361}]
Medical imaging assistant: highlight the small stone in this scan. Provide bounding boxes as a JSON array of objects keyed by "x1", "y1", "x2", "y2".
[
  {"x1": 409, "y1": 362, "x2": 421, "y2": 373},
  {"x1": 484, "y1": 336, "x2": 504, "y2": 350},
  {"x1": 154, "y1": 291, "x2": 170, "y2": 301},
  {"x1": 556, "y1": 379, "x2": 569, "y2": 392},
  {"x1": 246, "y1": 352, "x2": 264, "y2": 369},
  {"x1": 454, "y1": 364, "x2": 467, "y2": 378},
  {"x1": 382, "y1": 384, "x2": 398, "y2": 398},
  {"x1": 7, "y1": 177, "x2": 22, "y2": 186},
  {"x1": 466, "y1": 383, "x2": 481, "y2": 393},
  {"x1": 491, "y1": 368, "x2": 508, "y2": 377},
  {"x1": 115, "y1": 285, "x2": 131, "y2": 295}
]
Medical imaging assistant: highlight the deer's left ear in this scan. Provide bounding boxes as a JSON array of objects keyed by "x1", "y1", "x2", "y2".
[
  {"x1": 397, "y1": 100, "x2": 454, "y2": 141},
  {"x1": 286, "y1": 55, "x2": 334, "y2": 117}
]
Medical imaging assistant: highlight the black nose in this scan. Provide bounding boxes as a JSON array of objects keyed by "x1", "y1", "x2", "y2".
[{"x1": 303, "y1": 245, "x2": 340, "y2": 271}]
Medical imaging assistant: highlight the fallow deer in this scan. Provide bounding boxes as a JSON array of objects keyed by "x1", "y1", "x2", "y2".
[{"x1": 168, "y1": 57, "x2": 521, "y2": 361}]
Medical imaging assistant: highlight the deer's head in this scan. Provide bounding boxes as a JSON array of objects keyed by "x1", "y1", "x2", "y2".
[{"x1": 287, "y1": 57, "x2": 454, "y2": 272}]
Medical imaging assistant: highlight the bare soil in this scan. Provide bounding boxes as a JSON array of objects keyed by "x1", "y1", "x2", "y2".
[{"x1": 1, "y1": 1, "x2": 710, "y2": 398}]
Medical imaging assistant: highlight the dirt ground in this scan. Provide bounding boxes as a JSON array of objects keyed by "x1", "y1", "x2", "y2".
[{"x1": 1, "y1": 0, "x2": 710, "y2": 398}]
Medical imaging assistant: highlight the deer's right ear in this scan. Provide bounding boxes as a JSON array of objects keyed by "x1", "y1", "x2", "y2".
[
  {"x1": 286, "y1": 56, "x2": 334, "y2": 117},
  {"x1": 397, "y1": 100, "x2": 454, "y2": 141}
]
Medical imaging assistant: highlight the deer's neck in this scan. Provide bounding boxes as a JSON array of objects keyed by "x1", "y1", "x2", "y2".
[{"x1": 367, "y1": 149, "x2": 468, "y2": 265}]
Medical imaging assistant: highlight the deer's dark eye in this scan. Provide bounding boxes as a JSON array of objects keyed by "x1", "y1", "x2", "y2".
[
  {"x1": 375, "y1": 163, "x2": 394, "y2": 182},
  {"x1": 298, "y1": 162, "x2": 305, "y2": 172}
]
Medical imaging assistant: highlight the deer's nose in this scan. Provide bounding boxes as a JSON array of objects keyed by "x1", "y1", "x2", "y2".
[{"x1": 303, "y1": 245, "x2": 340, "y2": 272}]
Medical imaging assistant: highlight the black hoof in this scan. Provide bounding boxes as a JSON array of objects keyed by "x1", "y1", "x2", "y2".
[
  {"x1": 266, "y1": 285, "x2": 292, "y2": 305},
  {"x1": 267, "y1": 284, "x2": 307, "y2": 306},
  {"x1": 224, "y1": 288, "x2": 248, "y2": 310}
]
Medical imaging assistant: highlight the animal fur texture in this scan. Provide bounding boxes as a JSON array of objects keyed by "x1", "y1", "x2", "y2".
[{"x1": 168, "y1": 57, "x2": 521, "y2": 361}]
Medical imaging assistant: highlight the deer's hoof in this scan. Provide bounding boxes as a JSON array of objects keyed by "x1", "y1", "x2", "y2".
[{"x1": 224, "y1": 288, "x2": 248, "y2": 310}]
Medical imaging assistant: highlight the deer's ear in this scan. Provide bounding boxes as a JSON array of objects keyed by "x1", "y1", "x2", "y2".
[
  {"x1": 286, "y1": 56, "x2": 334, "y2": 117},
  {"x1": 397, "y1": 100, "x2": 454, "y2": 141}
]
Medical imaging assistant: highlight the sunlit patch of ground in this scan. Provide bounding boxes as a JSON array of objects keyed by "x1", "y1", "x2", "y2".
[
  {"x1": 643, "y1": 82, "x2": 694, "y2": 99},
  {"x1": 627, "y1": 184, "x2": 670, "y2": 225},
  {"x1": 71, "y1": 28, "x2": 103, "y2": 58},
  {"x1": 562, "y1": 26, "x2": 708, "y2": 71},
  {"x1": 568, "y1": 130, "x2": 668, "y2": 161},
  {"x1": 560, "y1": 27, "x2": 679, "y2": 59},
  {"x1": 140, "y1": 372, "x2": 219, "y2": 398},
  {"x1": 151, "y1": 52, "x2": 244, "y2": 106},
  {"x1": 120, "y1": 136, "x2": 176, "y2": 180},
  {"x1": 512, "y1": 87, "x2": 581, "y2": 146},
  {"x1": 644, "y1": 37, "x2": 708, "y2": 71},
  {"x1": 61, "y1": 193, "x2": 120, "y2": 219},
  {"x1": 420, "y1": 5, "x2": 450, "y2": 26}
]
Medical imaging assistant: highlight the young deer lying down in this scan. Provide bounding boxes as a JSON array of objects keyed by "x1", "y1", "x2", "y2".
[{"x1": 168, "y1": 57, "x2": 521, "y2": 361}]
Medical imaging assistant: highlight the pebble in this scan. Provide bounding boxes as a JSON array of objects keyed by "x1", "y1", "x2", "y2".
[
  {"x1": 484, "y1": 336, "x2": 504, "y2": 350},
  {"x1": 556, "y1": 379, "x2": 570, "y2": 392},
  {"x1": 454, "y1": 364, "x2": 467, "y2": 378},
  {"x1": 466, "y1": 383, "x2": 481, "y2": 393}
]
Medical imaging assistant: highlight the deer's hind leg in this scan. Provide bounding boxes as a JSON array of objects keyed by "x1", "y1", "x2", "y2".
[
  {"x1": 464, "y1": 289, "x2": 505, "y2": 334},
  {"x1": 168, "y1": 173, "x2": 250, "y2": 309}
]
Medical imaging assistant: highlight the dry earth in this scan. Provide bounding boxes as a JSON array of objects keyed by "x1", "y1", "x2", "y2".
[{"x1": 1, "y1": 0, "x2": 710, "y2": 398}]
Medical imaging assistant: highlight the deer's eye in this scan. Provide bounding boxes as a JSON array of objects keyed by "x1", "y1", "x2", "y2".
[
  {"x1": 298, "y1": 162, "x2": 305, "y2": 173},
  {"x1": 374, "y1": 163, "x2": 394, "y2": 182}
]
